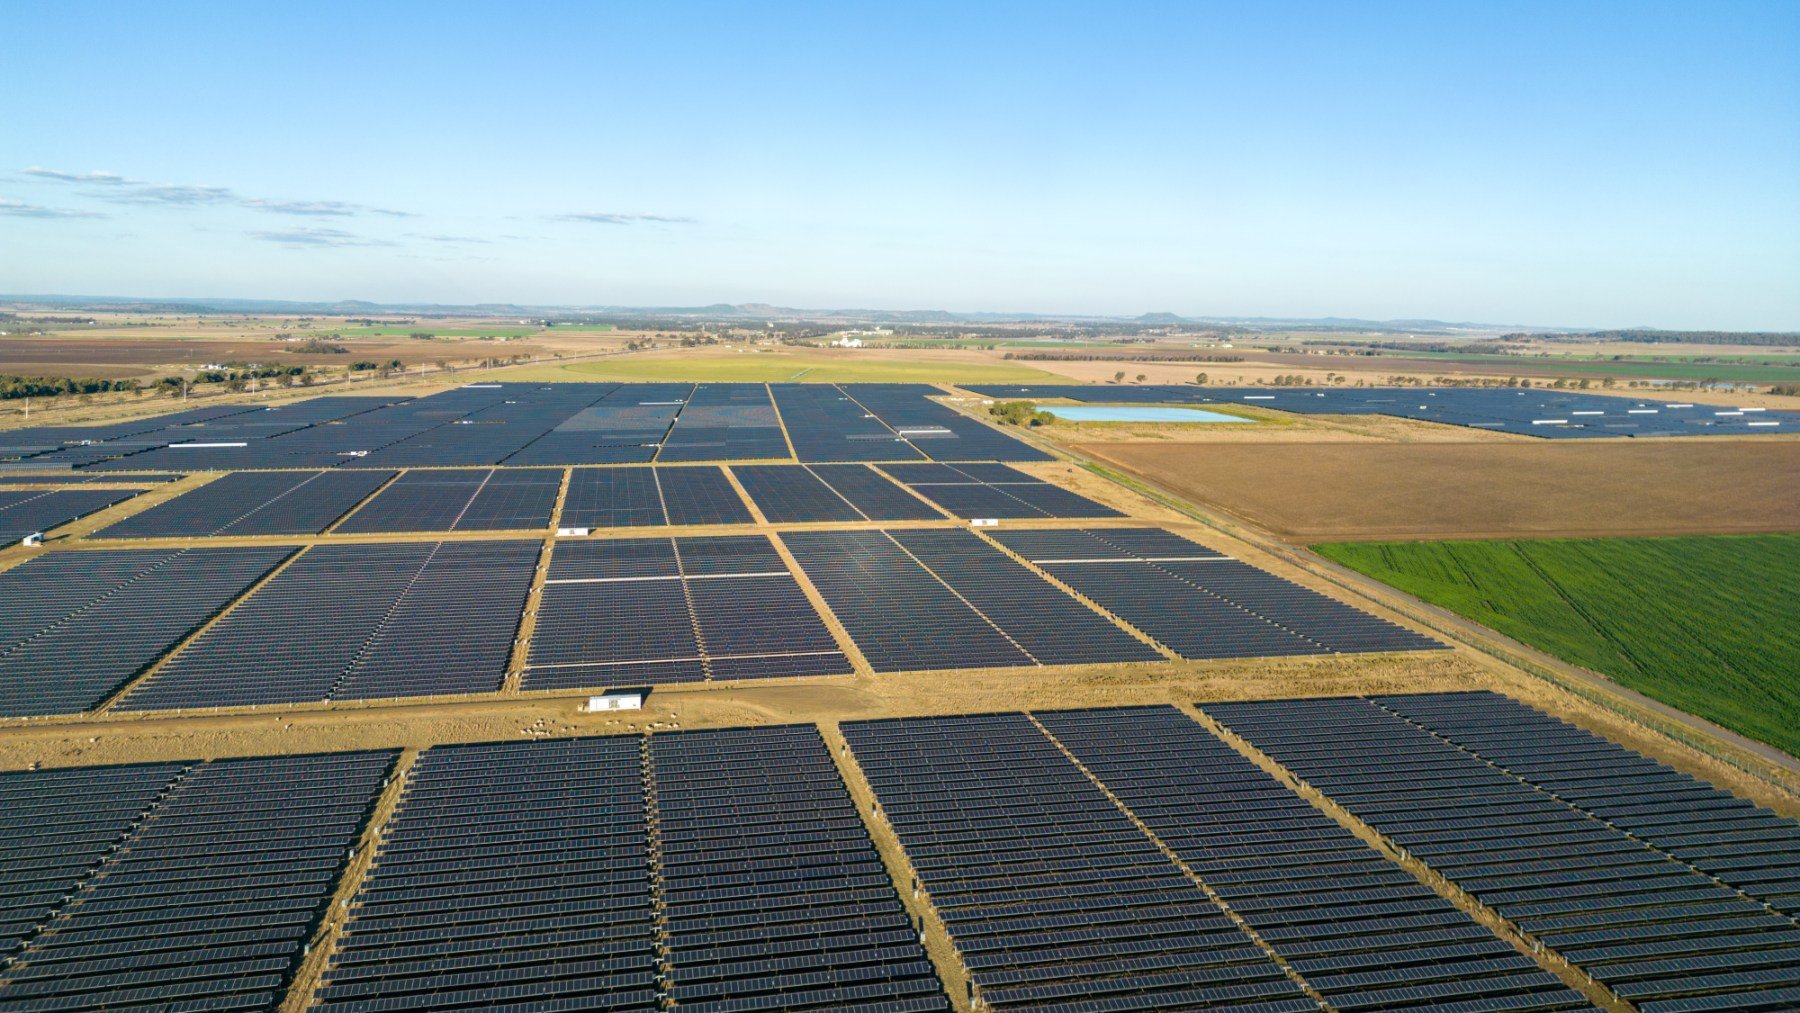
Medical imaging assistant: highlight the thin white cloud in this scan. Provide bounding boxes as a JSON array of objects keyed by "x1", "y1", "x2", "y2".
[
  {"x1": 0, "y1": 198, "x2": 108, "y2": 219},
  {"x1": 98, "y1": 183, "x2": 236, "y2": 205},
  {"x1": 242, "y1": 198, "x2": 359, "y2": 217},
  {"x1": 407, "y1": 233, "x2": 493, "y2": 244},
  {"x1": 23, "y1": 166, "x2": 141, "y2": 185},
  {"x1": 549, "y1": 211, "x2": 696, "y2": 225},
  {"x1": 250, "y1": 226, "x2": 398, "y2": 248},
  {"x1": 369, "y1": 207, "x2": 418, "y2": 218}
]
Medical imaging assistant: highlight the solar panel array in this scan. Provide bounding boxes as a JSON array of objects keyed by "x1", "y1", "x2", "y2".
[
  {"x1": 732, "y1": 464, "x2": 944, "y2": 522},
  {"x1": 7, "y1": 384, "x2": 1047, "y2": 470},
  {"x1": 0, "y1": 487, "x2": 141, "y2": 542},
  {"x1": 658, "y1": 383, "x2": 789, "y2": 461},
  {"x1": 1036, "y1": 706, "x2": 1594, "y2": 1012},
  {"x1": 96, "y1": 470, "x2": 395, "y2": 538},
  {"x1": 121, "y1": 540, "x2": 539, "y2": 710},
  {"x1": 1204, "y1": 695, "x2": 1800, "y2": 1012},
  {"x1": 0, "y1": 545, "x2": 294, "y2": 717},
  {"x1": 1377, "y1": 692, "x2": 1800, "y2": 920},
  {"x1": 879, "y1": 462, "x2": 1121, "y2": 519},
  {"x1": 847, "y1": 384, "x2": 1051, "y2": 462},
  {"x1": 314, "y1": 736, "x2": 660, "y2": 1011},
  {"x1": 0, "y1": 473, "x2": 180, "y2": 485},
  {"x1": 962, "y1": 384, "x2": 1800, "y2": 439},
  {"x1": 0, "y1": 750, "x2": 395, "y2": 1011},
  {"x1": 525, "y1": 535, "x2": 850, "y2": 689},
  {"x1": 989, "y1": 527, "x2": 1443, "y2": 659},
  {"x1": 315, "y1": 726, "x2": 944, "y2": 1011},
  {"x1": 559, "y1": 466, "x2": 752, "y2": 528},
  {"x1": 651, "y1": 725, "x2": 948, "y2": 1010},
  {"x1": 782, "y1": 528, "x2": 1159, "y2": 672},
  {"x1": 842, "y1": 712, "x2": 1316, "y2": 1011},
  {"x1": 333, "y1": 468, "x2": 562, "y2": 532}
]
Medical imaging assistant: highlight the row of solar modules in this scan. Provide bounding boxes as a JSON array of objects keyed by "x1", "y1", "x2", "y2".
[
  {"x1": 77, "y1": 462, "x2": 1119, "y2": 538},
  {"x1": 1207, "y1": 694, "x2": 1800, "y2": 1012},
  {"x1": 842, "y1": 705, "x2": 1596, "y2": 1012},
  {"x1": 0, "y1": 750, "x2": 397, "y2": 1011},
  {"x1": 0, "y1": 473, "x2": 180, "y2": 485},
  {"x1": 0, "y1": 486, "x2": 143, "y2": 543},
  {"x1": 524, "y1": 536, "x2": 854, "y2": 688},
  {"x1": 14, "y1": 696, "x2": 1774, "y2": 1009},
  {"x1": 3, "y1": 382, "x2": 1048, "y2": 471},
  {"x1": 961, "y1": 384, "x2": 1799, "y2": 438},
  {"x1": 0, "y1": 527, "x2": 1438, "y2": 717}
]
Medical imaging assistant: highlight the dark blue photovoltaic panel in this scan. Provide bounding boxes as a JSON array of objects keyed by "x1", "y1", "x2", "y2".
[
  {"x1": 733, "y1": 465, "x2": 863, "y2": 522},
  {"x1": 1037, "y1": 706, "x2": 1593, "y2": 1012},
  {"x1": 334, "y1": 468, "x2": 561, "y2": 532},
  {"x1": 809, "y1": 464, "x2": 944, "y2": 520},
  {"x1": 1376, "y1": 692, "x2": 1800, "y2": 920},
  {"x1": 962, "y1": 385, "x2": 1800, "y2": 439},
  {"x1": 0, "y1": 487, "x2": 141, "y2": 542},
  {"x1": 525, "y1": 535, "x2": 849, "y2": 690},
  {"x1": 886, "y1": 529, "x2": 1163, "y2": 666},
  {"x1": 0, "y1": 750, "x2": 395, "y2": 1012},
  {"x1": 656, "y1": 383, "x2": 789, "y2": 462},
  {"x1": 1204, "y1": 695, "x2": 1800, "y2": 1011},
  {"x1": 656, "y1": 467, "x2": 753, "y2": 525},
  {"x1": 95, "y1": 470, "x2": 392, "y2": 537},
  {"x1": 842, "y1": 713, "x2": 1310, "y2": 1011},
  {"x1": 652, "y1": 725, "x2": 948, "y2": 1010},
  {"x1": 989, "y1": 527, "x2": 1442, "y2": 659},
  {"x1": 780, "y1": 530, "x2": 1031, "y2": 672},
  {"x1": 313, "y1": 737, "x2": 661, "y2": 1012},
  {"x1": 845, "y1": 384, "x2": 1052, "y2": 461},
  {"x1": 878, "y1": 462, "x2": 1118, "y2": 519},
  {"x1": 0, "y1": 545, "x2": 295, "y2": 717},
  {"x1": 120, "y1": 540, "x2": 538, "y2": 709}
]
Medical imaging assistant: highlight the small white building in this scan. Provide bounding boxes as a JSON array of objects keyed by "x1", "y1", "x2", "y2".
[
  {"x1": 585, "y1": 690, "x2": 644, "y2": 712},
  {"x1": 831, "y1": 336, "x2": 864, "y2": 348}
]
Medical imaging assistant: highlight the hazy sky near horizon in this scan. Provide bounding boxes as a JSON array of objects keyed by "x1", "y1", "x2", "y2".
[{"x1": 4, "y1": 1, "x2": 1797, "y2": 328}]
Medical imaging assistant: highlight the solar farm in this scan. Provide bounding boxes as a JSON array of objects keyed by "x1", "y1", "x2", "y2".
[
  {"x1": 1, "y1": 378, "x2": 1795, "y2": 1012},
  {"x1": 965, "y1": 385, "x2": 1800, "y2": 439}
]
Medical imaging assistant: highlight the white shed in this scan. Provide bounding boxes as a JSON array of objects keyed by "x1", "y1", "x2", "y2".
[{"x1": 585, "y1": 690, "x2": 644, "y2": 712}]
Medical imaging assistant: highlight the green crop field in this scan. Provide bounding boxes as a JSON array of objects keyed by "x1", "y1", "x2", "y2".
[{"x1": 1315, "y1": 535, "x2": 1800, "y2": 757}]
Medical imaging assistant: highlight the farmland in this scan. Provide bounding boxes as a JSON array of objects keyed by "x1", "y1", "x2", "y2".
[
  {"x1": 1075, "y1": 440, "x2": 1800, "y2": 540},
  {"x1": 1315, "y1": 534, "x2": 1800, "y2": 756},
  {"x1": 466, "y1": 347, "x2": 1058, "y2": 383}
]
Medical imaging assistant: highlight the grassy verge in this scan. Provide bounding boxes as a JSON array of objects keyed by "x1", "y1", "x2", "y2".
[{"x1": 1315, "y1": 535, "x2": 1800, "y2": 757}]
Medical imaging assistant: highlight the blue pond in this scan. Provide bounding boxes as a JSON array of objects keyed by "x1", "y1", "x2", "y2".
[{"x1": 1037, "y1": 405, "x2": 1253, "y2": 423}]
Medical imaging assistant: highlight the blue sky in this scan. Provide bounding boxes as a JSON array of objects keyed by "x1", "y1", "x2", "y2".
[{"x1": 3, "y1": 1, "x2": 1797, "y2": 328}]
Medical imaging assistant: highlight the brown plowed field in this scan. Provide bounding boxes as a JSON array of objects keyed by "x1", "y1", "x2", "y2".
[
  {"x1": 0, "y1": 337, "x2": 547, "y2": 374},
  {"x1": 1080, "y1": 440, "x2": 1800, "y2": 541}
]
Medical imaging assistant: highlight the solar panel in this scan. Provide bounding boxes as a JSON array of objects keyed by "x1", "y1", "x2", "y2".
[
  {"x1": 312, "y1": 736, "x2": 660, "y2": 1012},
  {"x1": 95, "y1": 470, "x2": 393, "y2": 538},
  {"x1": 879, "y1": 462, "x2": 1120, "y2": 519},
  {"x1": 334, "y1": 468, "x2": 561, "y2": 532},
  {"x1": 0, "y1": 545, "x2": 295, "y2": 717},
  {"x1": 961, "y1": 385, "x2": 1800, "y2": 440},
  {"x1": 525, "y1": 535, "x2": 850, "y2": 690},
  {"x1": 733, "y1": 465, "x2": 864, "y2": 522},
  {"x1": 779, "y1": 530, "x2": 1032, "y2": 672},
  {"x1": 1035, "y1": 705, "x2": 1591, "y2": 1012},
  {"x1": 989, "y1": 527, "x2": 1442, "y2": 659},
  {"x1": 0, "y1": 750, "x2": 396, "y2": 1011},
  {"x1": 1203, "y1": 694, "x2": 1800, "y2": 1010},
  {"x1": 1375, "y1": 692, "x2": 1800, "y2": 920},
  {"x1": 841, "y1": 712, "x2": 1309, "y2": 1010},
  {"x1": 652, "y1": 725, "x2": 948, "y2": 1009},
  {"x1": 119, "y1": 540, "x2": 539, "y2": 710},
  {"x1": 886, "y1": 529, "x2": 1163, "y2": 666},
  {"x1": 558, "y1": 466, "x2": 751, "y2": 528},
  {"x1": 0, "y1": 487, "x2": 141, "y2": 542}
]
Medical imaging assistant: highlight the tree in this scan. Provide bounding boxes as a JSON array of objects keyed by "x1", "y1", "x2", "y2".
[
  {"x1": 1135, "y1": 373, "x2": 1147, "y2": 383},
  {"x1": 1195, "y1": 372, "x2": 1208, "y2": 385},
  {"x1": 1113, "y1": 371, "x2": 1126, "y2": 383}
]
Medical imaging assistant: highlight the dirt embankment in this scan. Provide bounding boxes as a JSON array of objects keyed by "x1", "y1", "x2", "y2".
[{"x1": 1078, "y1": 440, "x2": 1800, "y2": 541}]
